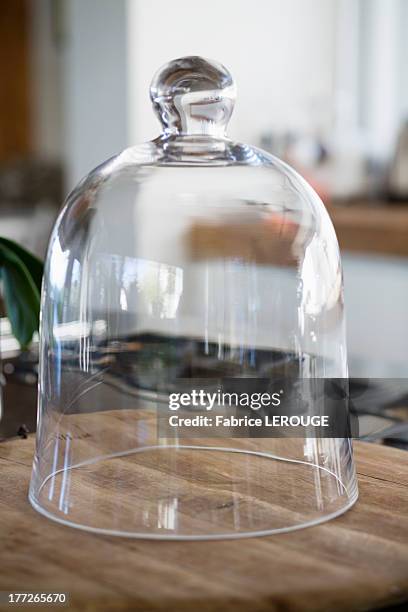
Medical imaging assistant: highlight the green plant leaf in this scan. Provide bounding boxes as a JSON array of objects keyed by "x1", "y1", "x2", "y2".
[
  {"x1": 0, "y1": 241, "x2": 42, "y2": 349},
  {"x1": 0, "y1": 237, "x2": 43, "y2": 293}
]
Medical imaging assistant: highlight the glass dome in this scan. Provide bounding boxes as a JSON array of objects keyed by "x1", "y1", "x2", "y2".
[{"x1": 29, "y1": 56, "x2": 358, "y2": 539}]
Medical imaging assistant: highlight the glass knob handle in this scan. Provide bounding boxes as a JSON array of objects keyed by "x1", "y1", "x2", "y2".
[{"x1": 150, "y1": 56, "x2": 236, "y2": 138}]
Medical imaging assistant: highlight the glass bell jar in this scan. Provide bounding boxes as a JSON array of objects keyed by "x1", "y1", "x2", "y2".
[{"x1": 29, "y1": 56, "x2": 358, "y2": 539}]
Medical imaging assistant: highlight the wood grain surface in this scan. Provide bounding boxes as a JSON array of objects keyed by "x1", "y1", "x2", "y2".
[
  {"x1": 0, "y1": 438, "x2": 407, "y2": 612},
  {"x1": 328, "y1": 203, "x2": 408, "y2": 257},
  {"x1": 26, "y1": 408, "x2": 358, "y2": 539}
]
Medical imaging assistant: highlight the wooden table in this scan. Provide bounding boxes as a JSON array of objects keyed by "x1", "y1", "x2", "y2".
[
  {"x1": 329, "y1": 203, "x2": 408, "y2": 257},
  {"x1": 0, "y1": 437, "x2": 407, "y2": 612}
]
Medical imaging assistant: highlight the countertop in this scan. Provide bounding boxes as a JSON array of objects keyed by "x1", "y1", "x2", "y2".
[{"x1": 328, "y1": 201, "x2": 408, "y2": 257}]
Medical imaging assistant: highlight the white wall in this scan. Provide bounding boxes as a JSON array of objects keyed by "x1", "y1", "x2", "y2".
[
  {"x1": 127, "y1": 0, "x2": 338, "y2": 145},
  {"x1": 358, "y1": 0, "x2": 403, "y2": 159},
  {"x1": 29, "y1": 0, "x2": 64, "y2": 161},
  {"x1": 63, "y1": 0, "x2": 129, "y2": 188}
]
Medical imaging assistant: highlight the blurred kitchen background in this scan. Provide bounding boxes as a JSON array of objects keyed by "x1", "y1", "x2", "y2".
[{"x1": 2, "y1": 0, "x2": 408, "y2": 440}]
